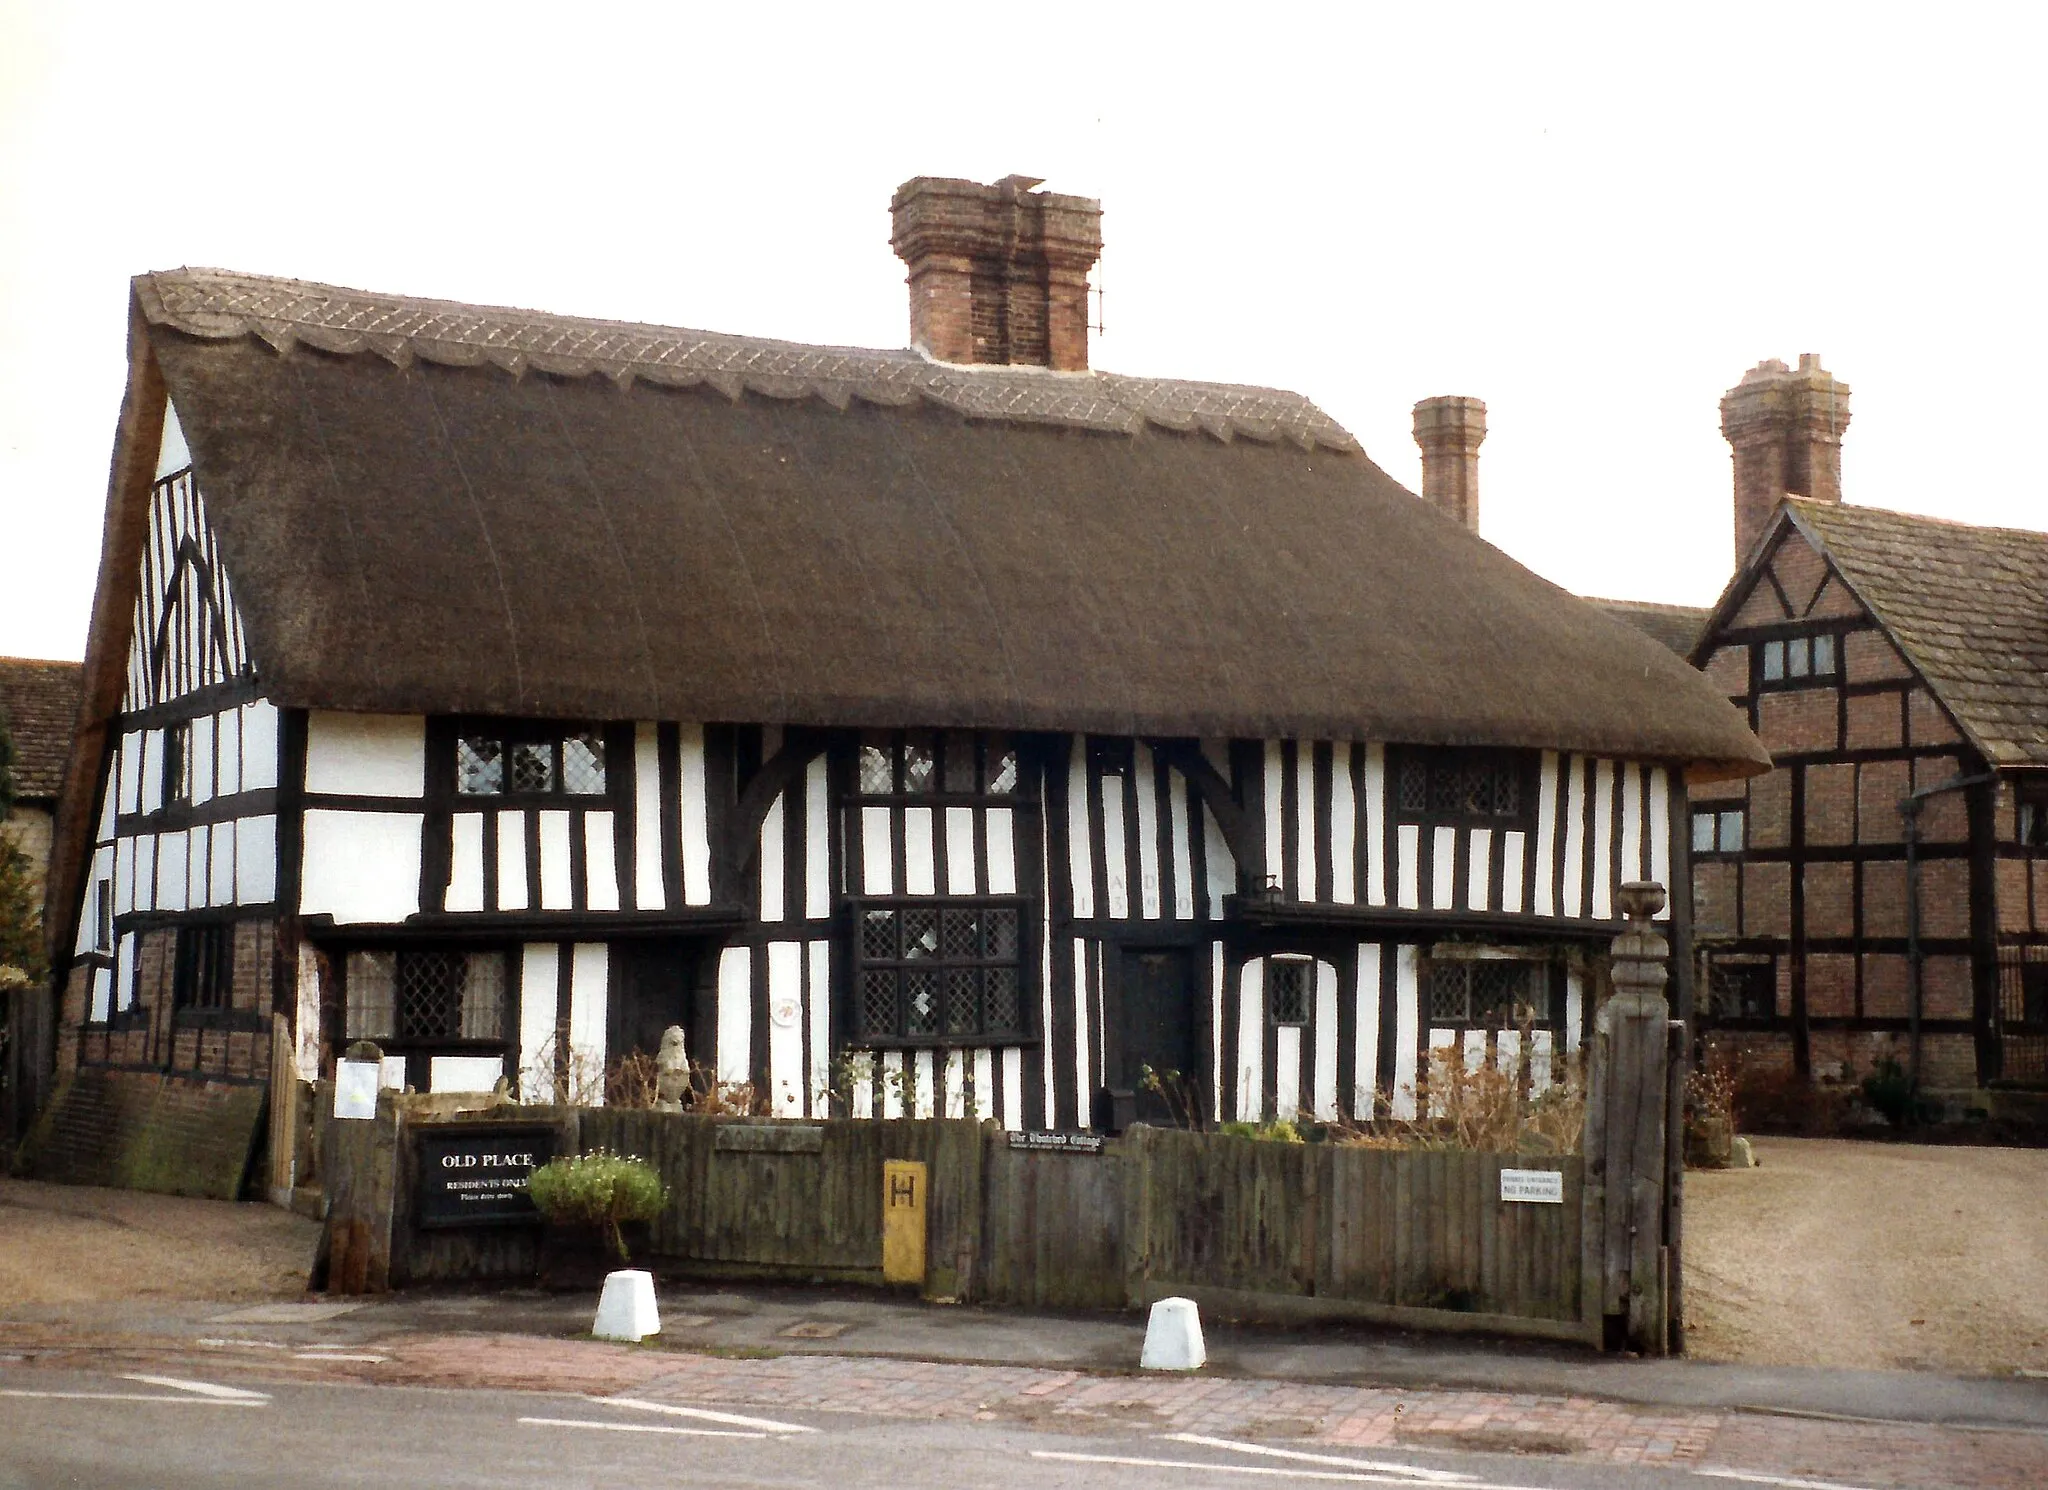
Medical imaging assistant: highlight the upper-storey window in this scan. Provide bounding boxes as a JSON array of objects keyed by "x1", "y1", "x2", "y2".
[
  {"x1": 1759, "y1": 633, "x2": 1838, "y2": 686},
  {"x1": 456, "y1": 727, "x2": 608, "y2": 798},
  {"x1": 855, "y1": 730, "x2": 1019, "y2": 800},
  {"x1": 2017, "y1": 783, "x2": 2048, "y2": 848},
  {"x1": 162, "y1": 721, "x2": 191, "y2": 806},
  {"x1": 1394, "y1": 749, "x2": 1530, "y2": 824},
  {"x1": 1691, "y1": 804, "x2": 1745, "y2": 854}
]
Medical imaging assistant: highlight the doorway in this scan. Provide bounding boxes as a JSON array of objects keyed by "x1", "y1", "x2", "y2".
[
  {"x1": 1116, "y1": 947, "x2": 1201, "y2": 1126},
  {"x1": 609, "y1": 940, "x2": 704, "y2": 1069}
]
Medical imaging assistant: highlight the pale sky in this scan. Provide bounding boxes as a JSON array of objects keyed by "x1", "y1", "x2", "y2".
[{"x1": 2, "y1": 2, "x2": 2042, "y2": 664}]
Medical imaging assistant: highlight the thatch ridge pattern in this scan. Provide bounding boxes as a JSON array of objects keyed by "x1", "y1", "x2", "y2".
[{"x1": 136, "y1": 269, "x2": 1359, "y2": 452}]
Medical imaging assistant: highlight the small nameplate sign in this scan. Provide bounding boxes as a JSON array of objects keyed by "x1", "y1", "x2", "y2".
[
  {"x1": 714, "y1": 1124, "x2": 825, "y2": 1154},
  {"x1": 1500, "y1": 1168, "x2": 1566, "y2": 1204},
  {"x1": 414, "y1": 1124, "x2": 557, "y2": 1229},
  {"x1": 1007, "y1": 1130, "x2": 1106, "y2": 1155}
]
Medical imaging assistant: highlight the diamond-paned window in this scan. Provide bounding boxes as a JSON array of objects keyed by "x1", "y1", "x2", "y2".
[
  {"x1": 345, "y1": 949, "x2": 506, "y2": 1045},
  {"x1": 457, "y1": 738, "x2": 503, "y2": 794},
  {"x1": 852, "y1": 731, "x2": 1022, "y2": 798},
  {"x1": 561, "y1": 732, "x2": 607, "y2": 794},
  {"x1": 851, "y1": 899, "x2": 1030, "y2": 1044},
  {"x1": 1268, "y1": 959, "x2": 1310, "y2": 1025},
  {"x1": 1425, "y1": 958, "x2": 1548, "y2": 1027},
  {"x1": 1394, "y1": 750, "x2": 1528, "y2": 823},
  {"x1": 455, "y1": 727, "x2": 611, "y2": 799},
  {"x1": 510, "y1": 742, "x2": 554, "y2": 794}
]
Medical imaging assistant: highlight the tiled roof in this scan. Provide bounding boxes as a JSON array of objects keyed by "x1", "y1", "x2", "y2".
[
  {"x1": 135, "y1": 268, "x2": 1361, "y2": 454},
  {"x1": 1587, "y1": 598, "x2": 1709, "y2": 658},
  {"x1": 1787, "y1": 499, "x2": 2048, "y2": 768},
  {"x1": 0, "y1": 657, "x2": 81, "y2": 802}
]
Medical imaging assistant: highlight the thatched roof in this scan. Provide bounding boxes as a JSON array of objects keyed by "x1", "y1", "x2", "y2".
[
  {"x1": 0, "y1": 657, "x2": 81, "y2": 804},
  {"x1": 1779, "y1": 500, "x2": 2048, "y2": 768},
  {"x1": 1588, "y1": 598, "x2": 1709, "y2": 658},
  {"x1": 127, "y1": 268, "x2": 1762, "y2": 769}
]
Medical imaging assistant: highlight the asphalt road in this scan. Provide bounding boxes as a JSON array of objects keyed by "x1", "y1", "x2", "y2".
[{"x1": 0, "y1": 1364, "x2": 1757, "y2": 1490}]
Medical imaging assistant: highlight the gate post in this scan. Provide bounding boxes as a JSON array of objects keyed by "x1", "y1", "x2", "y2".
[{"x1": 1591, "y1": 882, "x2": 1677, "y2": 1354}]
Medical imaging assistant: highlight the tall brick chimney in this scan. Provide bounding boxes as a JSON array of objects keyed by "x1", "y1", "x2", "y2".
[
  {"x1": 889, "y1": 175, "x2": 1102, "y2": 370},
  {"x1": 1720, "y1": 354, "x2": 1851, "y2": 563},
  {"x1": 1412, "y1": 396, "x2": 1487, "y2": 533}
]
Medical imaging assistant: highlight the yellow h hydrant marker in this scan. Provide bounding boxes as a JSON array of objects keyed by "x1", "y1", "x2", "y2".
[{"x1": 881, "y1": 1159, "x2": 927, "y2": 1285}]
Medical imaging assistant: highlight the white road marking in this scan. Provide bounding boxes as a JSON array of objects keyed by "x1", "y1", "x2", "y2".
[
  {"x1": 1030, "y1": 1452, "x2": 1544, "y2": 1488},
  {"x1": 293, "y1": 1352, "x2": 389, "y2": 1363},
  {"x1": 196, "y1": 1338, "x2": 288, "y2": 1349},
  {"x1": 1697, "y1": 1473, "x2": 1877, "y2": 1490},
  {"x1": 518, "y1": 1416, "x2": 765, "y2": 1439},
  {"x1": 0, "y1": 1390, "x2": 266, "y2": 1405},
  {"x1": 605, "y1": 1395, "x2": 817, "y2": 1433},
  {"x1": 121, "y1": 1374, "x2": 269, "y2": 1402},
  {"x1": 1166, "y1": 1435, "x2": 1477, "y2": 1481}
]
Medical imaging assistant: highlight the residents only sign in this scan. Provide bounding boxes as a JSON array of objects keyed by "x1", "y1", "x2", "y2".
[
  {"x1": 414, "y1": 1124, "x2": 558, "y2": 1229},
  {"x1": 1499, "y1": 1168, "x2": 1566, "y2": 1204}
]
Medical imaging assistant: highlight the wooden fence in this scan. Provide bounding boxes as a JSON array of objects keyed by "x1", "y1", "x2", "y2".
[{"x1": 317, "y1": 894, "x2": 1683, "y2": 1353}]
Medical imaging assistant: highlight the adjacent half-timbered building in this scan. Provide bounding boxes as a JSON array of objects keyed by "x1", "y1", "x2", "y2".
[
  {"x1": 1689, "y1": 356, "x2": 2048, "y2": 1093},
  {"x1": 41, "y1": 177, "x2": 1764, "y2": 1148}
]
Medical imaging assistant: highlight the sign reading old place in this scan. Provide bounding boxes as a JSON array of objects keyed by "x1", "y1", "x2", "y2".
[{"x1": 414, "y1": 1124, "x2": 558, "y2": 1229}]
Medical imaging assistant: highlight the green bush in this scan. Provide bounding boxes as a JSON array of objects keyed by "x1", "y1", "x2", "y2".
[
  {"x1": 1217, "y1": 1118, "x2": 1305, "y2": 1143},
  {"x1": 1861, "y1": 1058, "x2": 1922, "y2": 1128},
  {"x1": 526, "y1": 1150, "x2": 667, "y2": 1259}
]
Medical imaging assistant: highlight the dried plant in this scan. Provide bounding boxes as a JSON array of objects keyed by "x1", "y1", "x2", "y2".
[
  {"x1": 605, "y1": 1050, "x2": 662, "y2": 1110},
  {"x1": 1339, "y1": 1045, "x2": 1585, "y2": 1155},
  {"x1": 1138, "y1": 1064, "x2": 1205, "y2": 1130},
  {"x1": 517, "y1": 1030, "x2": 607, "y2": 1107}
]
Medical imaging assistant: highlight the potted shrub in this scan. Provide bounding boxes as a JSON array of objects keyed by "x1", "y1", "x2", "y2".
[{"x1": 526, "y1": 1149, "x2": 666, "y2": 1288}]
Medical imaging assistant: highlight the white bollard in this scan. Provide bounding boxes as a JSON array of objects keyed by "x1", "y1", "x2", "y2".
[
  {"x1": 1139, "y1": 1296, "x2": 1206, "y2": 1371},
  {"x1": 592, "y1": 1269, "x2": 662, "y2": 1343}
]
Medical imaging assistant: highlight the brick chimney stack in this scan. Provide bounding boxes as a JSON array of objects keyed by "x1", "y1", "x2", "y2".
[
  {"x1": 1720, "y1": 354, "x2": 1852, "y2": 563},
  {"x1": 1412, "y1": 396, "x2": 1488, "y2": 533},
  {"x1": 889, "y1": 175, "x2": 1102, "y2": 371}
]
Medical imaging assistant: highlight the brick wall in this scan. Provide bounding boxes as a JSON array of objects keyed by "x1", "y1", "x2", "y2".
[
  {"x1": 18, "y1": 1066, "x2": 267, "y2": 1199},
  {"x1": 1857, "y1": 757, "x2": 1908, "y2": 842},
  {"x1": 1694, "y1": 861, "x2": 1738, "y2": 937},
  {"x1": 1845, "y1": 690, "x2": 1903, "y2": 750},
  {"x1": 1804, "y1": 861, "x2": 1854, "y2": 938},
  {"x1": 1744, "y1": 862, "x2": 1790, "y2": 936},
  {"x1": 1862, "y1": 951, "x2": 1909, "y2": 1017},
  {"x1": 1758, "y1": 690, "x2": 1840, "y2": 753},
  {"x1": 1862, "y1": 859, "x2": 1908, "y2": 937},
  {"x1": 1805, "y1": 763, "x2": 1854, "y2": 844},
  {"x1": 1844, "y1": 630, "x2": 1911, "y2": 682},
  {"x1": 1749, "y1": 770, "x2": 1791, "y2": 848}
]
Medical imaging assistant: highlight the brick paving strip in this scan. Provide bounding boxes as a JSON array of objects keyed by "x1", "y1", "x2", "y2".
[{"x1": 6, "y1": 1326, "x2": 2043, "y2": 1489}]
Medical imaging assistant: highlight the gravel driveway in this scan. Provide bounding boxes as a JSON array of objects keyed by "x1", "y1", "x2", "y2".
[{"x1": 1685, "y1": 1136, "x2": 2048, "y2": 1373}]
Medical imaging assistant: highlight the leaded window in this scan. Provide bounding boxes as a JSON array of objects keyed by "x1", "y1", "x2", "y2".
[
  {"x1": 1268, "y1": 959, "x2": 1310, "y2": 1025},
  {"x1": 1425, "y1": 957, "x2": 1547, "y2": 1026},
  {"x1": 455, "y1": 727, "x2": 608, "y2": 798},
  {"x1": 855, "y1": 730, "x2": 1018, "y2": 800},
  {"x1": 172, "y1": 923, "x2": 232, "y2": 1012},
  {"x1": 853, "y1": 899, "x2": 1026, "y2": 1043},
  {"x1": 1395, "y1": 749, "x2": 1528, "y2": 822},
  {"x1": 345, "y1": 949, "x2": 507, "y2": 1044}
]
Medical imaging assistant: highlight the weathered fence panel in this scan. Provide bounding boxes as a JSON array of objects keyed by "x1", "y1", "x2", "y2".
[
  {"x1": 978, "y1": 1139, "x2": 1126, "y2": 1310},
  {"x1": 1120, "y1": 1128, "x2": 1584, "y2": 1333}
]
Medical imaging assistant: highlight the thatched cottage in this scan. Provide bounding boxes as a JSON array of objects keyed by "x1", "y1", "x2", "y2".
[{"x1": 34, "y1": 177, "x2": 1762, "y2": 1163}]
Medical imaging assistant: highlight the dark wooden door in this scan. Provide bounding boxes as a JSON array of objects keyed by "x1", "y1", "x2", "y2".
[
  {"x1": 610, "y1": 940, "x2": 703, "y2": 1065},
  {"x1": 1116, "y1": 947, "x2": 1201, "y2": 1126}
]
